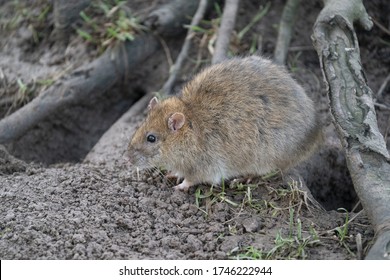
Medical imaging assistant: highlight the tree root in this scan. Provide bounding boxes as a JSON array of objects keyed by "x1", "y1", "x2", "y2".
[
  {"x1": 0, "y1": 0, "x2": 203, "y2": 144},
  {"x1": 0, "y1": 35, "x2": 159, "y2": 144},
  {"x1": 312, "y1": 0, "x2": 390, "y2": 259}
]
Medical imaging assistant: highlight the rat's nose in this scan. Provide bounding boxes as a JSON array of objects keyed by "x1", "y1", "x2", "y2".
[
  {"x1": 126, "y1": 147, "x2": 143, "y2": 166},
  {"x1": 124, "y1": 146, "x2": 135, "y2": 162}
]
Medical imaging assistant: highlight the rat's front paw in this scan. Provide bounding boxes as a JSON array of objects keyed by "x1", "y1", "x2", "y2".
[{"x1": 173, "y1": 179, "x2": 193, "y2": 192}]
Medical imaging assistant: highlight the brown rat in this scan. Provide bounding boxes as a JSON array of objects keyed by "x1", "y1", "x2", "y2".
[{"x1": 127, "y1": 56, "x2": 321, "y2": 191}]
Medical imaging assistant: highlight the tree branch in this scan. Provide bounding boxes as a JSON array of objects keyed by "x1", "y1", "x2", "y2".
[
  {"x1": 161, "y1": 0, "x2": 210, "y2": 95},
  {"x1": 274, "y1": 0, "x2": 301, "y2": 65},
  {"x1": 312, "y1": 0, "x2": 390, "y2": 259},
  {"x1": 212, "y1": 0, "x2": 240, "y2": 64}
]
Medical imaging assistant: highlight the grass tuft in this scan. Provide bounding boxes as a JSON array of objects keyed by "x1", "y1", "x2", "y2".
[
  {"x1": 232, "y1": 208, "x2": 321, "y2": 260},
  {"x1": 76, "y1": 0, "x2": 146, "y2": 52},
  {"x1": 0, "y1": 0, "x2": 53, "y2": 44}
]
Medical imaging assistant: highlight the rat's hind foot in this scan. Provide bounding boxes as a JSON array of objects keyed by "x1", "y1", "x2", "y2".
[
  {"x1": 174, "y1": 178, "x2": 193, "y2": 192},
  {"x1": 165, "y1": 171, "x2": 179, "y2": 179},
  {"x1": 230, "y1": 176, "x2": 254, "y2": 185},
  {"x1": 165, "y1": 171, "x2": 181, "y2": 185}
]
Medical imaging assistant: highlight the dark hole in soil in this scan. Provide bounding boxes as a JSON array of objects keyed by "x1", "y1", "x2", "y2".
[
  {"x1": 299, "y1": 147, "x2": 359, "y2": 212},
  {"x1": 6, "y1": 85, "x2": 145, "y2": 165}
]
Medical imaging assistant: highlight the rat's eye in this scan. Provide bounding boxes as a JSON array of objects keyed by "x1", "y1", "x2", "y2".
[{"x1": 146, "y1": 134, "x2": 156, "y2": 143}]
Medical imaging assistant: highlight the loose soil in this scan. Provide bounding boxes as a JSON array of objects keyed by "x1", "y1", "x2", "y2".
[{"x1": 0, "y1": 0, "x2": 389, "y2": 259}]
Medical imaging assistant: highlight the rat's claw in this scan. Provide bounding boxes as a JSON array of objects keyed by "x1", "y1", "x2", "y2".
[{"x1": 174, "y1": 179, "x2": 193, "y2": 192}]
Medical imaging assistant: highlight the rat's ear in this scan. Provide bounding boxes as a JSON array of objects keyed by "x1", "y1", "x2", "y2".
[
  {"x1": 147, "y1": 97, "x2": 159, "y2": 111},
  {"x1": 168, "y1": 113, "x2": 185, "y2": 132}
]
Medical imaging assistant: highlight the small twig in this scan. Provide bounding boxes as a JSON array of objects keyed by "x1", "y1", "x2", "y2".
[
  {"x1": 0, "y1": 96, "x2": 15, "y2": 107},
  {"x1": 288, "y1": 46, "x2": 315, "y2": 52},
  {"x1": 385, "y1": 115, "x2": 390, "y2": 143},
  {"x1": 376, "y1": 73, "x2": 390, "y2": 101},
  {"x1": 327, "y1": 210, "x2": 364, "y2": 234},
  {"x1": 133, "y1": 0, "x2": 159, "y2": 19},
  {"x1": 372, "y1": 17, "x2": 390, "y2": 36},
  {"x1": 161, "y1": 0, "x2": 209, "y2": 95},
  {"x1": 356, "y1": 233, "x2": 363, "y2": 259},
  {"x1": 157, "y1": 36, "x2": 174, "y2": 68},
  {"x1": 349, "y1": 210, "x2": 364, "y2": 224},
  {"x1": 374, "y1": 102, "x2": 390, "y2": 111},
  {"x1": 274, "y1": 0, "x2": 301, "y2": 65},
  {"x1": 256, "y1": 34, "x2": 263, "y2": 54},
  {"x1": 0, "y1": 67, "x2": 7, "y2": 88},
  {"x1": 237, "y1": 2, "x2": 270, "y2": 41},
  {"x1": 212, "y1": 0, "x2": 240, "y2": 64},
  {"x1": 351, "y1": 200, "x2": 362, "y2": 212},
  {"x1": 194, "y1": 33, "x2": 210, "y2": 72}
]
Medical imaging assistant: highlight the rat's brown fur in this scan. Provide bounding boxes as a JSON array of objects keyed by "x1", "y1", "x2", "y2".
[{"x1": 128, "y1": 56, "x2": 321, "y2": 191}]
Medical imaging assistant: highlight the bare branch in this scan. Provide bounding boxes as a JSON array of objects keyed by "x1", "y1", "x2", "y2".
[
  {"x1": 212, "y1": 0, "x2": 240, "y2": 64},
  {"x1": 274, "y1": 0, "x2": 301, "y2": 65},
  {"x1": 372, "y1": 17, "x2": 390, "y2": 37},
  {"x1": 161, "y1": 0, "x2": 210, "y2": 95},
  {"x1": 376, "y1": 73, "x2": 390, "y2": 101}
]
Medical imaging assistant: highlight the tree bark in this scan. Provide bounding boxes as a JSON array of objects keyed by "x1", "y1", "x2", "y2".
[{"x1": 312, "y1": 0, "x2": 390, "y2": 259}]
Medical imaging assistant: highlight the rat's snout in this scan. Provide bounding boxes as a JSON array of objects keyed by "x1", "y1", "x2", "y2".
[
  {"x1": 126, "y1": 145, "x2": 139, "y2": 164},
  {"x1": 126, "y1": 143, "x2": 148, "y2": 168},
  {"x1": 124, "y1": 147, "x2": 134, "y2": 162}
]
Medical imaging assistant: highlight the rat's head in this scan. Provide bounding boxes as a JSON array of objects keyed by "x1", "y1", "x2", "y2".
[{"x1": 127, "y1": 96, "x2": 188, "y2": 169}]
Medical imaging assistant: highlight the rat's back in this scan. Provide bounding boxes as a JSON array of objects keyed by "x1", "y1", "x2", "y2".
[{"x1": 180, "y1": 56, "x2": 320, "y2": 176}]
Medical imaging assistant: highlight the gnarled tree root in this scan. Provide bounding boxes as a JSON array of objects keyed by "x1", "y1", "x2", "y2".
[
  {"x1": 0, "y1": 35, "x2": 159, "y2": 144},
  {"x1": 312, "y1": 0, "x2": 390, "y2": 259}
]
